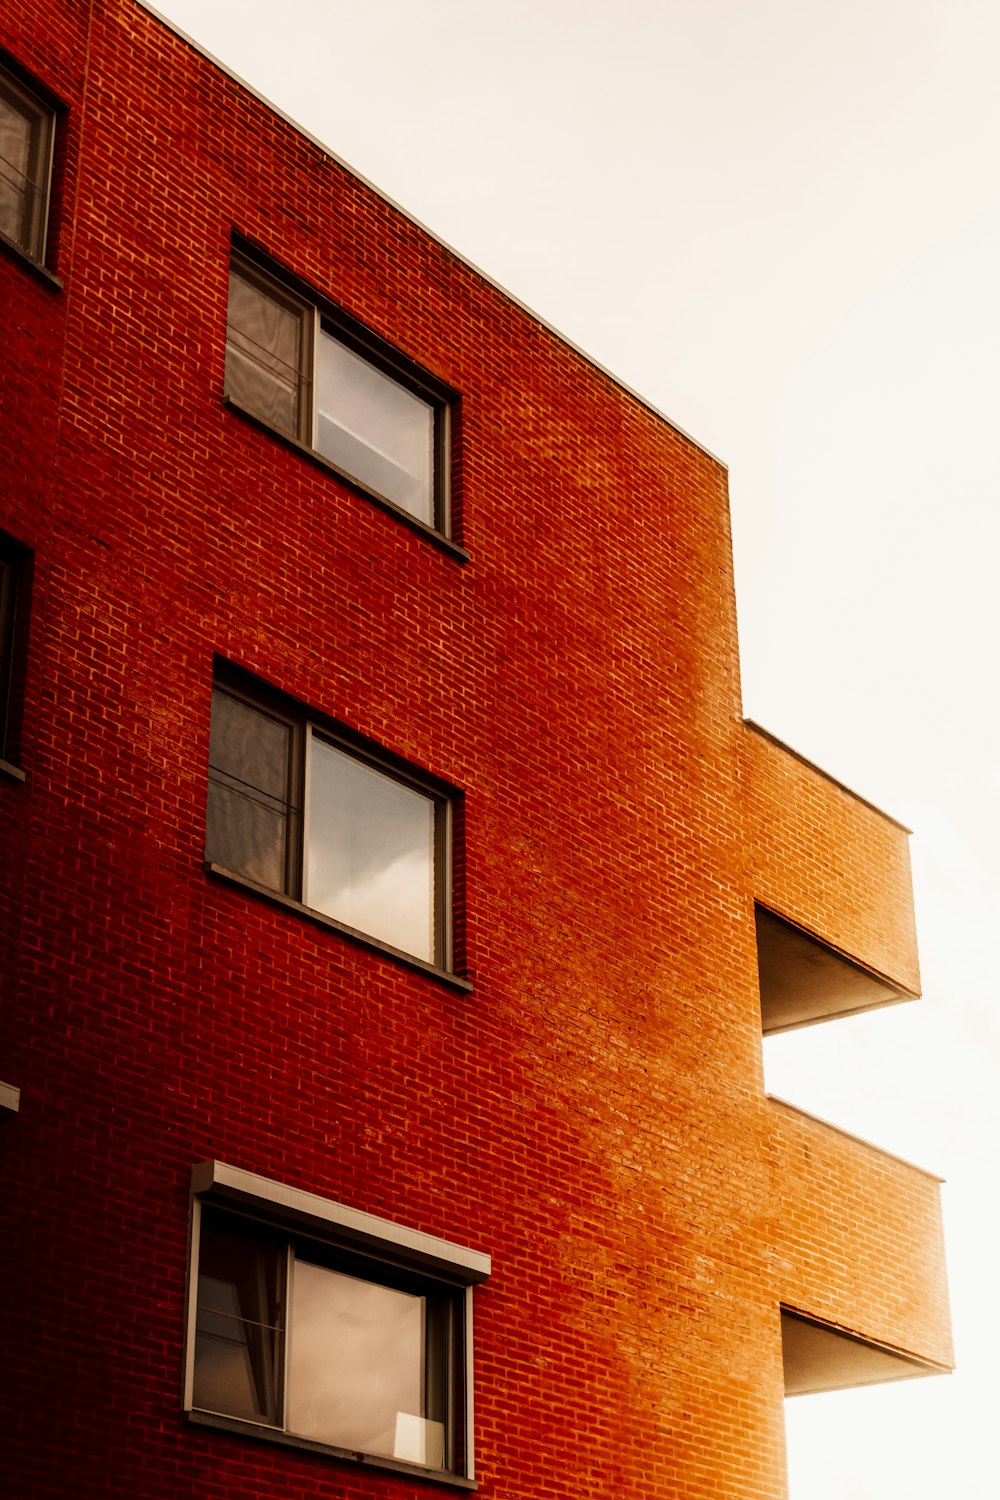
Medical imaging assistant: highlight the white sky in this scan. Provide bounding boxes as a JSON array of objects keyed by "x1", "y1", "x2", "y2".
[{"x1": 148, "y1": 2, "x2": 1000, "y2": 1493}]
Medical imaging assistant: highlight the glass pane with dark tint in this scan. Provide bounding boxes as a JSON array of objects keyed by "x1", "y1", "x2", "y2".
[
  {"x1": 0, "y1": 557, "x2": 12, "y2": 754},
  {"x1": 194, "y1": 1211, "x2": 282, "y2": 1425},
  {"x1": 315, "y1": 331, "x2": 435, "y2": 524},
  {"x1": 287, "y1": 1260, "x2": 447, "y2": 1468},
  {"x1": 206, "y1": 688, "x2": 293, "y2": 891},
  {"x1": 226, "y1": 267, "x2": 304, "y2": 438},
  {"x1": 306, "y1": 738, "x2": 437, "y2": 961}
]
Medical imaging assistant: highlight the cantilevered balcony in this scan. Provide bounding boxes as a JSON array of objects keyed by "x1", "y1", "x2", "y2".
[
  {"x1": 768, "y1": 1098, "x2": 952, "y2": 1387},
  {"x1": 755, "y1": 906, "x2": 914, "y2": 1033},
  {"x1": 781, "y1": 1308, "x2": 941, "y2": 1396},
  {"x1": 743, "y1": 721, "x2": 920, "y2": 1032}
]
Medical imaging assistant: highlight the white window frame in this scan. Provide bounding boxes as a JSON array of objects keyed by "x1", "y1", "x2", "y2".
[
  {"x1": 184, "y1": 1162, "x2": 489, "y2": 1487},
  {"x1": 0, "y1": 61, "x2": 56, "y2": 267},
  {"x1": 224, "y1": 250, "x2": 455, "y2": 540}
]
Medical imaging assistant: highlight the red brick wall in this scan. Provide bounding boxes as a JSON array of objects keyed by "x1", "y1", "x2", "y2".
[{"x1": 0, "y1": 4, "x2": 946, "y2": 1498}]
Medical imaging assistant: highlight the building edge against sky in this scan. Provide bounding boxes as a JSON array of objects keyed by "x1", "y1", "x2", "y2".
[{"x1": 0, "y1": 2, "x2": 951, "y2": 1497}]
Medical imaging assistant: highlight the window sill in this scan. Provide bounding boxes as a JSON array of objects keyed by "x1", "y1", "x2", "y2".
[
  {"x1": 0, "y1": 757, "x2": 26, "y2": 784},
  {"x1": 205, "y1": 862, "x2": 473, "y2": 993},
  {"x1": 188, "y1": 1410, "x2": 477, "y2": 1488},
  {"x1": 0, "y1": 230, "x2": 62, "y2": 289},
  {"x1": 223, "y1": 398, "x2": 469, "y2": 562}
]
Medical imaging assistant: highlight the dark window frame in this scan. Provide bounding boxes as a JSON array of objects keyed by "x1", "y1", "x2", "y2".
[
  {"x1": 185, "y1": 1162, "x2": 488, "y2": 1489},
  {"x1": 224, "y1": 243, "x2": 462, "y2": 553},
  {"x1": 205, "y1": 665, "x2": 466, "y2": 987},
  {"x1": 0, "y1": 534, "x2": 31, "y2": 780},
  {"x1": 0, "y1": 56, "x2": 58, "y2": 272}
]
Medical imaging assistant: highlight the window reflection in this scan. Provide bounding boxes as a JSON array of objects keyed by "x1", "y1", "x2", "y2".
[
  {"x1": 192, "y1": 1214, "x2": 455, "y2": 1472},
  {"x1": 316, "y1": 332, "x2": 434, "y2": 523},
  {"x1": 288, "y1": 1261, "x2": 436, "y2": 1460},
  {"x1": 193, "y1": 1211, "x2": 281, "y2": 1425},
  {"x1": 307, "y1": 738, "x2": 436, "y2": 962},
  {"x1": 206, "y1": 674, "x2": 451, "y2": 967}
]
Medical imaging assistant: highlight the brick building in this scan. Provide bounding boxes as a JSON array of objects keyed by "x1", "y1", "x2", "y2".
[{"x1": 0, "y1": 2, "x2": 951, "y2": 1496}]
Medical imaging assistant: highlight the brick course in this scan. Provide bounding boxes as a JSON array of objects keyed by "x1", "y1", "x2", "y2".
[{"x1": 0, "y1": 3, "x2": 949, "y2": 1497}]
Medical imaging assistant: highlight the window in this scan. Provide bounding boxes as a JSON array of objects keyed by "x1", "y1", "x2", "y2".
[
  {"x1": 0, "y1": 63, "x2": 55, "y2": 265},
  {"x1": 225, "y1": 253, "x2": 453, "y2": 534},
  {"x1": 205, "y1": 670, "x2": 457, "y2": 972},
  {"x1": 0, "y1": 535, "x2": 30, "y2": 775},
  {"x1": 186, "y1": 1161, "x2": 489, "y2": 1486}
]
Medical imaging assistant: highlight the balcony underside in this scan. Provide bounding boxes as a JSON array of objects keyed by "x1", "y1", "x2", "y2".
[
  {"x1": 756, "y1": 906, "x2": 912, "y2": 1034},
  {"x1": 781, "y1": 1309, "x2": 942, "y2": 1396}
]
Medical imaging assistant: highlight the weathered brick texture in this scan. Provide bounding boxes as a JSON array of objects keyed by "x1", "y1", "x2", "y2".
[{"x1": 0, "y1": 3, "x2": 949, "y2": 1498}]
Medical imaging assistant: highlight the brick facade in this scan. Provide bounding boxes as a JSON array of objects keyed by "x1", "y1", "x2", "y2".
[{"x1": 0, "y1": 3, "x2": 950, "y2": 1497}]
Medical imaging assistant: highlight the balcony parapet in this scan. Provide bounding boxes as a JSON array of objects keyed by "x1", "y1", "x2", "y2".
[
  {"x1": 743, "y1": 721, "x2": 920, "y2": 1029},
  {"x1": 767, "y1": 1096, "x2": 953, "y2": 1381}
]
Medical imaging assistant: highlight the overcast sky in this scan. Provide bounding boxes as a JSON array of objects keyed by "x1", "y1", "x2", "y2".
[{"x1": 147, "y1": 3, "x2": 1000, "y2": 1493}]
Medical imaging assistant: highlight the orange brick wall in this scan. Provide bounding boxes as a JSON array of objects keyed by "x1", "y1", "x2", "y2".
[
  {"x1": 742, "y1": 722, "x2": 921, "y2": 993},
  {"x1": 767, "y1": 1099, "x2": 953, "y2": 1369}
]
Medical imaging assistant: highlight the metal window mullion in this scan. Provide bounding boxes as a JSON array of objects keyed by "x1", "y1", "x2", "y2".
[
  {"x1": 436, "y1": 796, "x2": 452, "y2": 971},
  {"x1": 182, "y1": 1196, "x2": 204, "y2": 1411},
  {"x1": 303, "y1": 305, "x2": 319, "y2": 448},
  {"x1": 0, "y1": 559, "x2": 13, "y2": 750},
  {"x1": 433, "y1": 399, "x2": 449, "y2": 535},
  {"x1": 299, "y1": 725, "x2": 314, "y2": 907},
  {"x1": 278, "y1": 1242, "x2": 293, "y2": 1432},
  {"x1": 441, "y1": 1292, "x2": 456, "y2": 1474},
  {"x1": 462, "y1": 1285, "x2": 475, "y2": 1481},
  {"x1": 31, "y1": 100, "x2": 54, "y2": 262}
]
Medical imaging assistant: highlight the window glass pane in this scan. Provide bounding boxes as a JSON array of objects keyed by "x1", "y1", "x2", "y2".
[
  {"x1": 194, "y1": 1212, "x2": 281, "y2": 1425},
  {"x1": 206, "y1": 689, "x2": 293, "y2": 890},
  {"x1": 316, "y1": 331, "x2": 434, "y2": 524},
  {"x1": 287, "y1": 1260, "x2": 444, "y2": 1468},
  {"x1": 226, "y1": 268, "x2": 303, "y2": 438},
  {"x1": 307, "y1": 738, "x2": 437, "y2": 961},
  {"x1": 0, "y1": 78, "x2": 46, "y2": 257},
  {"x1": 0, "y1": 557, "x2": 12, "y2": 677},
  {"x1": 0, "y1": 556, "x2": 14, "y2": 754}
]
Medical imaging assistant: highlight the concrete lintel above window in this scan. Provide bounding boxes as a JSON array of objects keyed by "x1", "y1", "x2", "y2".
[{"x1": 191, "y1": 1160, "x2": 491, "y2": 1284}]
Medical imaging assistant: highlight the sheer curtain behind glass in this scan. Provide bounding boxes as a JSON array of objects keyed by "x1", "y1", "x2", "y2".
[
  {"x1": 226, "y1": 267, "x2": 305, "y2": 438},
  {"x1": 0, "y1": 77, "x2": 47, "y2": 257},
  {"x1": 206, "y1": 689, "x2": 294, "y2": 891}
]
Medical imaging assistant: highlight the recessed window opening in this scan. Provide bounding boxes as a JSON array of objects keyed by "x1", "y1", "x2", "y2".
[
  {"x1": 205, "y1": 671, "x2": 455, "y2": 969},
  {"x1": 187, "y1": 1163, "x2": 489, "y2": 1484},
  {"x1": 225, "y1": 254, "x2": 451, "y2": 534},
  {"x1": 0, "y1": 64, "x2": 55, "y2": 265},
  {"x1": 0, "y1": 534, "x2": 31, "y2": 769}
]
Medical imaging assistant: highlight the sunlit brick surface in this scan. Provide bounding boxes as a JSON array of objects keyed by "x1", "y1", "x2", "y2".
[
  {"x1": 743, "y1": 722, "x2": 921, "y2": 995},
  {"x1": 0, "y1": 3, "x2": 949, "y2": 1497}
]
